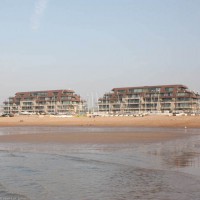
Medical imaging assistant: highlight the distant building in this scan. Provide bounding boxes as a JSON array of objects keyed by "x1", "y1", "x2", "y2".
[
  {"x1": 98, "y1": 84, "x2": 200, "y2": 114},
  {"x1": 3, "y1": 89, "x2": 85, "y2": 115},
  {"x1": 0, "y1": 105, "x2": 3, "y2": 114}
]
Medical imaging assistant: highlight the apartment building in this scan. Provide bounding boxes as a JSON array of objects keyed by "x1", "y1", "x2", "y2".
[
  {"x1": 98, "y1": 85, "x2": 200, "y2": 114},
  {"x1": 3, "y1": 89, "x2": 85, "y2": 115}
]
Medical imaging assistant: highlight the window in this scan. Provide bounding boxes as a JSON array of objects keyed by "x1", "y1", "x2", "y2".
[
  {"x1": 162, "y1": 103, "x2": 171, "y2": 107},
  {"x1": 23, "y1": 102, "x2": 33, "y2": 105},
  {"x1": 177, "y1": 97, "x2": 191, "y2": 101},
  {"x1": 117, "y1": 90, "x2": 126, "y2": 94},
  {"x1": 128, "y1": 99, "x2": 139, "y2": 103},
  {"x1": 177, "y1": 103, "x2": 191, "y2": 108},
  {"x1": 39, "y1": 97, "x2": 45, "y2": 100},
  {"x1": 113, "y1": 105, "x2": 120, "y2": 108},
  {"x1": 162, "y1": 98, "x2": 172, "y2": 102},
  {"x1": 147, "y1": 88, "x2": 159, "y2": 92},
  {"x1": 32, "y1": 92, "x2": 47, "y2": 97},
  {"x1": 63, "y1": 92, "x2": 73, "y2": 95},
  {"x1": 177, "y1": 92, "x2": 186, "y2": 97},
  {"x1": 129, "y1": 88, "x2": 143, "y2": 93},
  {"x1": 62, "y1": 101, "x2": 71, "y2": 104},
  {"x1": 24, "y1": 98, "x2": 33, "y2": 101},
  {"x1": 165, "y1": 87, "x2": 174, "y2": 92},
  {"x1": 128, "y1": 104, "x2": 139, "y2": 108},
  {"x1": 163, "y1": 93, "x2": 173, "y2": 97},
  {"x1": 61, "y1": 96, "x2": 72, "y2": 100}
]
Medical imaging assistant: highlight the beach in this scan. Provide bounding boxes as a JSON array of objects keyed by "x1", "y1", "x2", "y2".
[
  {"x1": 0, "y1": 115, "x2": 200, "y2": 128},
  {"x1": 0, "y1": 117, "x2": 200, "y2": 199}
]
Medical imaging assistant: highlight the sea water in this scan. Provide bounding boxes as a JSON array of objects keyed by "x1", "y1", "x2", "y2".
[{"x1": 0, "y1": 127, "x2": 199, "y2": 200}]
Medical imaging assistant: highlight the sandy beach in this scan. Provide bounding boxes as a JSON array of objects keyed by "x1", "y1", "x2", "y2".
[
  {"x1": 0, "y1": 115, "x2": 200, "y2": 128},
  {"x1": 0, "y1": 115, "x2": 199, "y2": 144}
]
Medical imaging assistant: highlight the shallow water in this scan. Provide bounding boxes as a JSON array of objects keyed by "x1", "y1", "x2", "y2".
[{"x1": 0, "y1": 127, "x2": 200, "y2": 200}]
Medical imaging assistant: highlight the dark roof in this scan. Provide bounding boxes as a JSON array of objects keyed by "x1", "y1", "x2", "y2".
[
  {"x1": 15, "y1": 89, "x2": 74, "y2": 95},
  {"x1": 112, "y1": 84, "x2": 188, "y2": 91}
]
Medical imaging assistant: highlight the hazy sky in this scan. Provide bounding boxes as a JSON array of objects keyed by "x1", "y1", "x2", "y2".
[{"x1": 0, "y1": 0, "x2": 200, "y2": 103}]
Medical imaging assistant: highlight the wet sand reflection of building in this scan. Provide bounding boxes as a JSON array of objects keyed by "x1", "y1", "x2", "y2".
[
  {"x1": 146, "y1": 139, "x2": 200, "y2": 169},
  {"x1": 170, "y1": 152, "x2": 200, "y2": 168}
]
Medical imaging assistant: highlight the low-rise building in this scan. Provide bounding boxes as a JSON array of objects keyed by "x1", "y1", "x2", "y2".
[
  {"x1": 3, "y1": 89, "x2": 85, "y2": 115},
  {"x1": 98, "y1": 84, "x2": 200, "y2": 114}
]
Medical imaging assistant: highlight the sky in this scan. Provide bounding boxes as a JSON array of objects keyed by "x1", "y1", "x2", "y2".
[{"x1": 0, "y1": 0, "x2": 200, "y2": 104}]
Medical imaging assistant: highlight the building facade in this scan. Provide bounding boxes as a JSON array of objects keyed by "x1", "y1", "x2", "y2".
[
  {"x1": 98, "y1": 85, "x2": 200, "y2": 114},
  {"x1": 3, "y1": 89, "x2": 85, "y2": 115}
]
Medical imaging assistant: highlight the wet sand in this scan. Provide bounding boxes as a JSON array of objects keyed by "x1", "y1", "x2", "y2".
[
  {"x1": 0, "y1": 126, "x2": 199, "y2": 199},
  {"x1": 0, "y1": 130, "x2": 190, "y2": 144}
]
